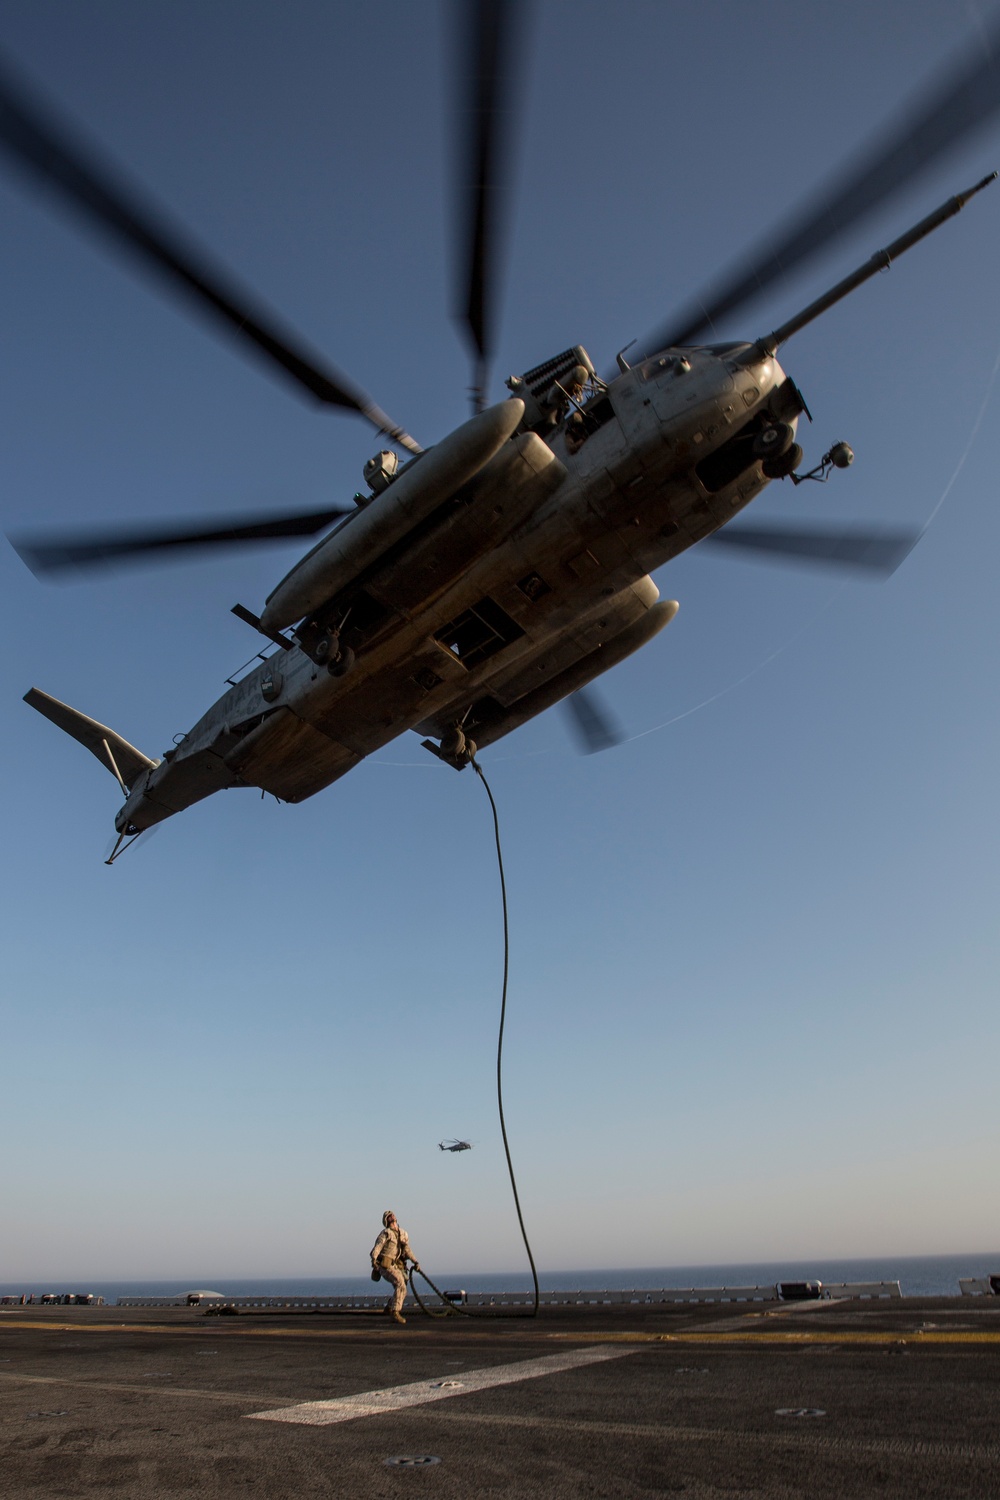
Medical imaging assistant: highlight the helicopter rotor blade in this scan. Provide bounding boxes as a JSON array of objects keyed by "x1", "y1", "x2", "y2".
[
  {"x1": 0, "y1": 55, "x2": 421, "y2": 454},
  {"x1": 562, "y1": 686, "x2": 625, "y2": 754},
  {"x1": 642, "y1": 15, "x2": 1000, "y2": 353},
  {"x1": 455, "y1": 0, "x2": 526, "y2": 412},
  {"x1": 10, "y1": 503, "x2": 355, "y2": 577},
  {"x1": 703, "y1": 523, "x2": 920, "y2": 576}
]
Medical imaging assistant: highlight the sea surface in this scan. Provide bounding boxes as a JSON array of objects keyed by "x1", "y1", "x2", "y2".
[{"x1": 5, "y1": 1253, "x2": 998, "y2": 1304}]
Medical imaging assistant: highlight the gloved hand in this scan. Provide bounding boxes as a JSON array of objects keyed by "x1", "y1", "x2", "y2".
[{"x1": 412, "y1": 1262, "x2": 421, "y2": 1273}]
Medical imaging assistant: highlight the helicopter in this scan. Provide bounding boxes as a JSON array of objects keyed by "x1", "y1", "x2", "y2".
[
  {"x1": 5, "y1": 6, "x2": 1000, "y2": 862},
  {"x1": 439, "y1": 1140, "x2": 474, "y2": 1153}
]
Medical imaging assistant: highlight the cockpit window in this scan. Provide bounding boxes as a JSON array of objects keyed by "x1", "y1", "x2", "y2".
[
  {"x1": 637, "y1": 354, "x2": 692, "y2": 381},
  {"x1": 637, "y1": 343, "x2": 749, "y2": 378}
]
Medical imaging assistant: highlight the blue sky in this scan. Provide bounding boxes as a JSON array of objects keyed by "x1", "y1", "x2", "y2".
[{"x1": 1, "y1": 1, "x2": 998, "y2": 1282}]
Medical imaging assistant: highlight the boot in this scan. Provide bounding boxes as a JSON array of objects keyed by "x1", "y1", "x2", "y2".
[{"x1": 391, "y1": 1311, "x2": 406, "y2": 1325}]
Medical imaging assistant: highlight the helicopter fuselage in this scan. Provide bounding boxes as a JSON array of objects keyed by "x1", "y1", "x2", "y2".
[{"x1": 115, "y1": 342, "x2": 795, "y2": 834}]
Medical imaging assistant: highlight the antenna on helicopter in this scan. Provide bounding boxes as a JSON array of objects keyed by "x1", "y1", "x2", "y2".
[{"x1": 761, "y1": 173, "x2": 997, "y2": 353}]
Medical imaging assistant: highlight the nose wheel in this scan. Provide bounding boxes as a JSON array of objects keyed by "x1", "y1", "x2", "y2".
[
  {"x1": 752, "y1": 421, "x2": 796, "y2": 462},
  {"x1": 763, "y1": 442, "x2": 803, "y2": 479}
]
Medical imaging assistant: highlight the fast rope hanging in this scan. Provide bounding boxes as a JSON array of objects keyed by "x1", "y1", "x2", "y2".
[{"x1": 408, "y1": 755, "x2": 540, "y2": 1320}]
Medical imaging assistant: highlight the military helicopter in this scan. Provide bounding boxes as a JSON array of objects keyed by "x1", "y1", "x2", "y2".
[
  {"x1": 5, "y1": 6, "x2": 1000, "y2": 861},
  {"x1": 439, "y1": 1140, "x2": 473, "y2": 1153}
]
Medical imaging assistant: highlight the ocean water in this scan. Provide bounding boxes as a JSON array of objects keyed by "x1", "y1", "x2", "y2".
[{"x1": 4, "y1": 1253, "x2": 998, "y2": 1304}]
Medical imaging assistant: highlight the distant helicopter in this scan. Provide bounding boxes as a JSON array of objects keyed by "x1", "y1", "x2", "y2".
[
  {"x1": 439, "y1": 1139, "x2": 473, "y2": 1154},
  {"x1": 4, "y1": 6, "x2": 1000, "y2": 861}
]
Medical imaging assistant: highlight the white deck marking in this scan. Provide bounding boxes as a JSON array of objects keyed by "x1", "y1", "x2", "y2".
[{"x1": 247, "y1": 1345, "x2": 639, "y2": 1426}]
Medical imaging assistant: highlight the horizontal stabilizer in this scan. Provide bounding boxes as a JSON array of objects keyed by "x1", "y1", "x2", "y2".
[{"x1": 24, "y1": 687, "x2": 157, "y2": 789}]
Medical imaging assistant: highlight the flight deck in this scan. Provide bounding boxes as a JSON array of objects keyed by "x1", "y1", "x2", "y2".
[{"x1": 2, "y1": 1295, "x2": 998, "y2": 1497}]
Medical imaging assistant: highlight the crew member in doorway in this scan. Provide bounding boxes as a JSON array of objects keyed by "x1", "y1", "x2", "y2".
[
  {"x1": 371, "y1": 1210, "x2": 420, "y2": 1325},
  {"x1": 564, "y1": 410, "x2": 587, "y2": 455}
]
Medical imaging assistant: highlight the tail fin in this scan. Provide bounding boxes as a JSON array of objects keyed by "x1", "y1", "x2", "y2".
[{"x1": 24, "y1": 688, "x2": 158, "y2": 792}]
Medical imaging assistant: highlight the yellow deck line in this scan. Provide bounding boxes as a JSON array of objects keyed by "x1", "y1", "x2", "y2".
[{"x1": 3, "y1": 1319, "x2": 998, "y2": 1347}]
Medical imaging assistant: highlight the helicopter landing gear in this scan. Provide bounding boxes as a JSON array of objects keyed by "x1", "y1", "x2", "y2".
[
  {"x1": 311, "y1": 631, "x2": 335, "y2": 665},
  {"x1": 327, "y1": 644, "x2": 355, "y2": 678},
  {"x1": 762, "y1": 442, "x2": 803, "y2": 479},
  {"x1": 752, "y1": 421, "x2": 796, "y2": 462},
  {"x1": 311, "y1": 630, "x2": 354, "y2": 675}
]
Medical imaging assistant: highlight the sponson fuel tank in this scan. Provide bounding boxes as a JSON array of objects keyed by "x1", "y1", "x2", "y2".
[
  {"x1": 261, "y1": 397, "x2": 526, "y2": 632},
  {"x1": 469, "y1": 598, "x2": 679, "y2": 751}
]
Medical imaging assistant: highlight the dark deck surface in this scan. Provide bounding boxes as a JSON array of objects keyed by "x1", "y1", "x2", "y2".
[{"x1": 2, "y1": 1296, "x2": 999, "y2": 1497}]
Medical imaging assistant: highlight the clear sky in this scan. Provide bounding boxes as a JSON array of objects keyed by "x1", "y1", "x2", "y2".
[{"x1": 1, "y1": 1, "x2": 998, "y2": 1283}]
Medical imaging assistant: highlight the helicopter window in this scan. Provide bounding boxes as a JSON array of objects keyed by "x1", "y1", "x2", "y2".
[{"x1": 435, "y1": 596, "x2": 525, "y2": 669}]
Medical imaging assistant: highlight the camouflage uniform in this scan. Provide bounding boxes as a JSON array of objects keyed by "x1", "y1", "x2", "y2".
[{"x1": 370, "y1": 1212, "x2": 418, "y2": 1319}]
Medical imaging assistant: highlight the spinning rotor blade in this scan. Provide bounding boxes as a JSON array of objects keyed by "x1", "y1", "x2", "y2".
[
  {"x1": 11, "y1": 504, "x2": 354, "y2": 576},
  {"x1": 704, "y1": 523, "x2": 919, "y2": 576},
  {"x1": 456, "y1": 0, "x2": 525, "y2": 410},
  {"x1": 644, "y1": 15, "x2": 1000, "y2": 352},
  {"x1": 0, "y1": 57, "x2": 420, "y2": 453},
  {"x1": 563, "y1": 687, "x2": 624, "y2": 754}
]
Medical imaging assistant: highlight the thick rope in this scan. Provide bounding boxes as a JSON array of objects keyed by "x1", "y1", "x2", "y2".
[
  {"x1": 401, "y1": 757, "x2": 540, "y2": 1321},
  {"x1": 472, "y1": 756, "x2": 540, "y2": 1318}
]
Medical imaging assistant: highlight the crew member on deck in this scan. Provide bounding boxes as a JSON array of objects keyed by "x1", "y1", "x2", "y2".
[{"x1": 371, "y1": 1210, "x2": 420, "y2": 1325}]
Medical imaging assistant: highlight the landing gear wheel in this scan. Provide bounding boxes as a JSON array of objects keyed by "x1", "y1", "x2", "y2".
[
  {"x1": 762, "y1": 442, "x2": 803, "y2": 479},
  {"x1": 312, "y1": 631, "x2": 337, "y2": 665},
  {"x1": 327, "y1": 645, "x2": 355, "y2": 678},
  {"x1": 752, "y1": 422, "x2": 795, "y2": 461}
]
